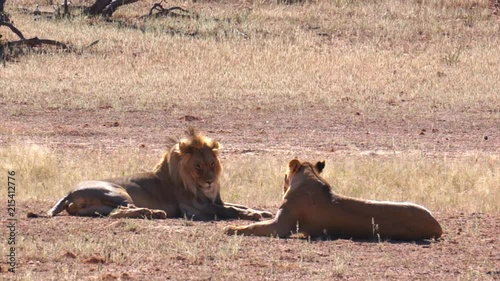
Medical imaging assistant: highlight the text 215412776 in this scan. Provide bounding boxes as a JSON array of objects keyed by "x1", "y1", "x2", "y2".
[{"x1": 7, "y1": 170, "x2": 16, "y2": 273}]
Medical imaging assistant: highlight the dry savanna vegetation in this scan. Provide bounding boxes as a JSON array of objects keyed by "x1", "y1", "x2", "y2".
[{"x1": 1, "y1": 0, "x2": 499, "y2": 280}]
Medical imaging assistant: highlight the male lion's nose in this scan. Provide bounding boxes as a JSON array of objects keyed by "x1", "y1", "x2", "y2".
[{"x1": 206, "y1": 180, "x2": 213, "y2": 185}]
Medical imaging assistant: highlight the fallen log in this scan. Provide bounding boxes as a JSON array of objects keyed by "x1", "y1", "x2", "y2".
[
  {"x1": 1, "y1": 19, "x2": 98, "y2": 63},
  {"x1": 5, "y1": 37, "x2": 70, "y2": 50}
]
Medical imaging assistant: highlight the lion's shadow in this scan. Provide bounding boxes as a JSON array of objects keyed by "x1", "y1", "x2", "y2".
[{"x1": 292, "y1": 233, "x2": 439, "y2": 245}]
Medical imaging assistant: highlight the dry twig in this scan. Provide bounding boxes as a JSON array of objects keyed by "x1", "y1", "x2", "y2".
[
  {"x1": 144, "y1": 0, "x2": 196, "y2": 19},
  {"x1": 0, "y1": 19, "x2": 25, "y2": 39}
]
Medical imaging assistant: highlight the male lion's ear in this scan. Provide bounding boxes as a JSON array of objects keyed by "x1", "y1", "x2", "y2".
[
  {"x1": 179, "y1": 141, "x2": 192, "y2": 155},
  {"x1": 211, "y1": 140, "x2": 221, "y2": 152},
  {"x1": 185, "y1": 127, "x2": 198, "y2": 138},
  {"x1": 288, "y1": 158, "x2": 302, "y2": 174},
  {"x1": 315, "y1": 161, "x2": 326, "y2": 174}
]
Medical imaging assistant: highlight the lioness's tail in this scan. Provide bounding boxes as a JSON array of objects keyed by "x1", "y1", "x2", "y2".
[{"x1": 47, "y1": 194, "x2": 71, "y2": 217}]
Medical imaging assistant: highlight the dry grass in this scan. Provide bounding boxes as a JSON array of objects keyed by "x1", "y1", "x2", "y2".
[
  {"x1": 12, "y1": 214, "x2": 360, "y2": 280},
  {"x1": 1, "y1": 145, "x2": 498, "y2": 212},
  {"x1": 1, "y1": 0, "x2": 498, "y2": 115}
]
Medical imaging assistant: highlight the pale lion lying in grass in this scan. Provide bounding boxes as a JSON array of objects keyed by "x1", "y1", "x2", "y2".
[{"x1": 225, "y1": 158, "x2": 442, "y2": 240}]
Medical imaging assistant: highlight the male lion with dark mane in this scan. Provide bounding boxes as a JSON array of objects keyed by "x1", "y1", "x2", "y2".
[
  {"x1": 225, "y1": 158, "x2": 442, "y2": 240},
  {"x1": 47, "y1": 129, "x2": 272, "y2": 221}
]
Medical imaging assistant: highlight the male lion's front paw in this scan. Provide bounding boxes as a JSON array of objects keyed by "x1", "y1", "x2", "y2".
[
  {"x1": 137, "y1": 208, "x2": 154, "y2": 218},
  {"x1": 249, "y1": 212, "x2": 264, "y2": 221},
  {"x1": 152, "y1": 210, "x2": 167, "y2": 219},
  {"x1": 260, "y1": 211, "x2": 273, "y2": 218},
  {"x1": 223, "y1": 226, "x2": 240, "y2": 235}
]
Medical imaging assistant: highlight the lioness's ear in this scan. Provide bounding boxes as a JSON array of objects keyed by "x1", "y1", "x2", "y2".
[
  {"x1": 288, "y1": 158, "x2": 301, "y2": 173},
  {"x1": 283, "y1": 174, "x2": 289, "y2": 194},
  {"x1": 315, "y1": 161, "x2": 326, "y2": 174}
]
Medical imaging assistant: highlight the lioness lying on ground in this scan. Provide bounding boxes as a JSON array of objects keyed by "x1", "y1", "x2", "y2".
[
  {"x1": 47, "y1": 129, "x2": 272, "y2": 221},
  {"x1": 225, "y1": 158, "x2": 442, "y2": 240}
]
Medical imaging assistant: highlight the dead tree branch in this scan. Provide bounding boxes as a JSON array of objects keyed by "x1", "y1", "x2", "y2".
[
  {"x1": 0, "y1": 19, "x2": 25, "y2": 39},
  {"x1": 63, "y1": 0, "x2": 70, "y2": 17},
  {"x1": 6, "y1": 37, "x2": 70, "y2": 50},
  {"x1": 85, "y1": 0, "x2": 139, "y2": 17},
  {"x1": 1, "y1": 19, "x2": 98, "y2": 64},
  {"x1": 143, "y1": 0, "x2": 196, "y2": 19},
  {"x1": 0, "y1": 0, "x2": 6, "y2": 13}
]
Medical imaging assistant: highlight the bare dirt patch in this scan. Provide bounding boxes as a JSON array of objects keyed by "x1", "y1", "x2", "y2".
[{"x1": 2, "y1": 104, "x2": 498, "y2": 157}]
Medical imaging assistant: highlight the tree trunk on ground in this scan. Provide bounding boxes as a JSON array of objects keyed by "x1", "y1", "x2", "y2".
[
  {"x1": 85, "y1": 0, "x2": 112, "y2": 15},
  {"x1": 85, "y1": 0, "x2": 139, "y2": 17},
  {"x1": 0, "y1": 0, "x2": 6, "y2": 13}
]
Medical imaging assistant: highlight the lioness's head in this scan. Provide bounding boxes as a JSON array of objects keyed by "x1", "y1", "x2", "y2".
[
  {"x1": 168, "y1": 129, "x2": 223, "y2": 201},
  {"x1": 283, "y1": 158, "x2": 325, "y2": 194}
]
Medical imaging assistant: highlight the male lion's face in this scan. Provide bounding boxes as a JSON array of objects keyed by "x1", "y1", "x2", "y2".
[
  {"x1": 179, "y1": 139, "x2": 223, "y2": 200},
  {"x1": 187, "y1": 148, "x2": 222, "y2": 189}
]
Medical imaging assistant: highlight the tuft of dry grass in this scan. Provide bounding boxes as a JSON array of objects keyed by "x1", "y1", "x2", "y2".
[{"x1": 325, "y1": 153, "x2": 500, "y2": 213}]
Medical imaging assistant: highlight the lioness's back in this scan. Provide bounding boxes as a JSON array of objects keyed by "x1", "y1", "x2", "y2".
[{"x1": 322, "y1": 196, "x2": 442, "y2": 240}]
